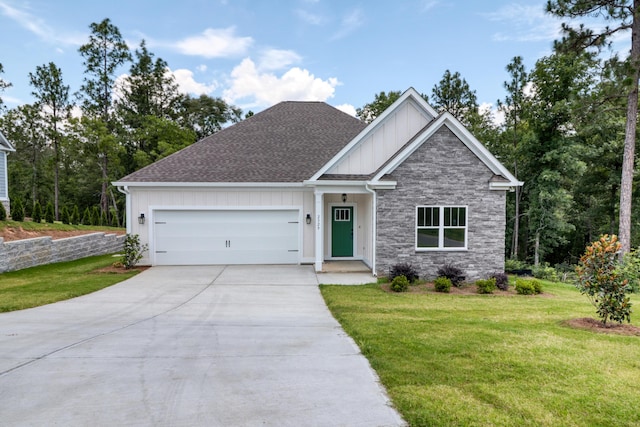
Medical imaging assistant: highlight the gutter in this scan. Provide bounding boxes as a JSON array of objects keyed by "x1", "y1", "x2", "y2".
[
  {"x1": 364, "y1": 183, "x2": 377, "y2": 277},
  {"x1": 116, "y1": 186, "x2": 132, "y2": 234}
]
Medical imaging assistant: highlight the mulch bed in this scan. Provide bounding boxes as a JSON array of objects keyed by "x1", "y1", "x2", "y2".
[{"x1": 564, "y1": 318, "x2": 640, "y2": 336}]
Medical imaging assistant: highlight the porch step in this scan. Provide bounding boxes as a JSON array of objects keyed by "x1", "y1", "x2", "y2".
[{"x1": 321, "y1": 261, "x2": 371, "y2": 273}]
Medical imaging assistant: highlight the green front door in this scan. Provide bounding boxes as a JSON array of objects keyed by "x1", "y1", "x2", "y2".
[{"x1": 332, "y1": 206, "x2": 353, "y2": 257}]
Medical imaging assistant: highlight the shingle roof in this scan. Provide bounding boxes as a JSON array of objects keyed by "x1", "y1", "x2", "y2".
[{"x1": 117, "y1": 101, "x2": 367, "y2": 183}]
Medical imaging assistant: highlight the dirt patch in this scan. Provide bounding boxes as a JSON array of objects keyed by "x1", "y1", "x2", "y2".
[
  {"x1": 564, "y1": 318, "x2": 640, "y2": 336},
  {"x1": 0, "y1": 226, "x2": 125, "y2": 242},
  {"x1": 93, "y1": 265, "x2": 151, "y2": 274}
]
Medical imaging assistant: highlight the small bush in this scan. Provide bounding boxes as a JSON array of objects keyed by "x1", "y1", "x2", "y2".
[
  {"x1": 532, "y1": 263, "x2": 558, "y2": 282},
  {"x1": 72, "y1": 205, "x2": 80, "y2": 225},
  {"x1": 0, "y1": 202, "x2": 6, "y2": 221},
  {"x1": 122, "y1": 234, "x2": 148, "y2": 269},
  {"x1": 81, "y1": 207, "x2": 91, "y2": 225},
  {"x1": 45, "y1": 202, "x2": 54, "y2": 223},
  {"x1": 437, "y1": 263, "x2": 466, "y2": 287},
  {"x1": 11, "y1": 199, "x2": 24, "y2": 222},
  {"x1": 390, "y1": 275, "x2": 410, "y2": 292},
  {"x1": 91, "y1": 206, "x2": 100, "y2": 226},
  {"x1": 617, "y1": 248, "x2": 640, "y2": 293},
  {"x1": 505, "y1": 258, "x2": 526, "y2": 272},
  {"x1": 476, "y1": 278, "x2": 497, "y2": 294},
  {"x1": 515, "y1": 278, "x2": 542, "y2": 295},
  {"x1": 61, "y1": 206, "x2": 70, "y2": 225},
  {"x1": 491, "y1": 272, "x2": 509, "y2": 291},
  {"x1": 389, "y1": 263, "x2": 419, "y2": 283},
  {"x1": 434, "y1": 276, "x2": 452, "y2": 293},
  {"x1": 32, "y1": 201, "x2": 42, "y2": 223}
]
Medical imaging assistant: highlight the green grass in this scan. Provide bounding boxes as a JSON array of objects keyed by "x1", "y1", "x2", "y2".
[
  {"x1": 321, "y1": 281, "x2": 640, "y2": 427},
  {"x1": 1, "y1": 219, "x2": 123, "y2": 234},
  {"x1": 0, "y1": 254, "x2": 140, "y2": 312}
]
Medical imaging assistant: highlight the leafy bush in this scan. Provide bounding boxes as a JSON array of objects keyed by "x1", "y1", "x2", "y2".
[
  {"x1": 32, "y1": 201, "x2": 42, "y2": 223},
  {"x1": 532, "y1": 263, "x2": 558, "y2": 282},
  {"x1": 505, "y1": 258, "x2": 526, "y2": 272},
  {"x1": 11, "y1": 199, "x2": 24, "y2": 222},
  {"x1": 490, "y1": 272, "x2": 509, "y2": 291},
  {"x1": 61, "y1": 206, "x2": 70, "y2": 225},
  {"x1": 0, "y1": 202, "x2": 6, "y2": 221},
  {"x1": 389, "y1": 263, "x2": 419, "y2": 283},
  {"x1": 45, "y1": 202, "x2": 54, "y2": 223},
  {"x1": 121, "y1": 234, "x2": 148, "y2": 269},
  {"x1": 476, "y1": 278, "x2": 497, "y2": 294},
  {"x1": 576, "y1": 234, "x2": 632, "y2": 324},
  {"x1": 437, "y1": 263, "x2": 466, "y2": 287},
  {"x1": 434, "y1": 276, "x2": 452, "y2": 293},
  {"x1": 515, "y1": 279, "x2": 541, "y2": 295},
  {"x1": 390, "y1": 275, "x2": 410, "y2": 292},
  {"x1": 617, "y1": 248, "x2": 640, "y2": 293}
]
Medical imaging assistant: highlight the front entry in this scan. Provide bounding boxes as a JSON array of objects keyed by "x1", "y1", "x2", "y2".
[{"x1": 331, "y1": 206, "x2": 353, "y2": 257}]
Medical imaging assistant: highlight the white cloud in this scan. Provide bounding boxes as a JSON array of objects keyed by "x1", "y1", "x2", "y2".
[
  {"x1": 172, "y1": 69, "x2": 218, "y2": 95},
  {"x1": 172, "y1": 27, "x2": 253, "y2": 58},
  {"x1": 420, "y1": 1, "x2": 439, "y2": 13},
  {"x1": 258, "y1": 49, "x2": 302, "y2": 71},
  {"x1": 196, "y1": 64, "x2": 208, "y2": 73},
  {"x1": 483, "y1": 4, "x2": 561, "y2": 42},
  {"x1": 223, "y1": 58, "x2": 339, "y2": 108},
  {"x1": 296, "y1": 9, "x2": 325, "y2": 25},
  {"x1": 331, "y1": 8, "x2": 365, "y2": 40},
  {"x1": 335, "y1": 103, "x2": 357, "y2": 117},
  {"x1": 0, "y1": 0, "x2": 85, "y2": 45}
]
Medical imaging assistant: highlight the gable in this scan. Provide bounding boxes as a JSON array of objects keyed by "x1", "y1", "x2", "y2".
[
  {"x1": 326, "y1": 98, "x2": 433, "y2": 175},
  {"x1": 0, "y1": 130, "x2": 15, "y2": 152}
]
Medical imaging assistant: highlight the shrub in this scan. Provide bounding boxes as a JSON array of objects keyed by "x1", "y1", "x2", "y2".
[
  {"x1": 81, "y1": 207, "x2": 91, "y2": 225},
  {"x1": 515, "y1": 278, "x2": 542, "y2": 295},
  {"x1": 11, "y1": 199, "x2": 24, "y2": 222},
  {"x1": 61, "y1": 206, "x2": 70, "y2": 225},
  {"x1": 437, "y1": 263, "x2": 466, "y2": 287},
  {"x1": 434, "y1": 276, "x2": 452, "y2": 293},
  {"x1": 491, "y1": 272, "x2": 509, "y2": 291},
  {"x1": 100, "y1": 211, "x2": 108, "y2": 227},
  {"x1": 389, "y1": 263, "x2": 419, "y2": 283},
  {"x1": 44, "y1": 202, "x2": 54, "y2": 223},
  {"x1": 617, "y1": 248, "x2": 640, "y2": 293},
  {"x1": 91, "y1": 206, "x2": 100, "y2": 226},
  {"x1": 32, "y1": 201, "x2": 42, "y2": 223},
  {"x1": 390, "y1": 275, "x2": 410, "y2": 292},
  {"x1": 72, "y1": 205, "x2": 80, "y2": 225},
  {"x1": 0, "y1": 202, "x2": 6, "y2": 221},
  {"x1": 121, "y1": 234, "x2": 148, "y2": 269},
  {"x1": 505, "y1": 258, "x2": 526, "y2": 272},
  {"x1": 576, "y1": 234, "x2": 632, "y2": 324},
  {"x1": 476, "y1": 278, "x2": 497, "y2": 294},
  {"x1": 532, "y1": 263, "x2": 558, "y2": 282}
]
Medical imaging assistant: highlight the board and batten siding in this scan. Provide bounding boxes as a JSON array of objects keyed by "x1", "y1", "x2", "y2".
[
  {"x1": 0, "y1": 151, "x2": 7, "y2": 199},
  {"x1": 327, "y1": 99, "x2": 432, "y2": 175},
  {"x1": 129, "y1": 187, "x2": 316, "y2": 265}
]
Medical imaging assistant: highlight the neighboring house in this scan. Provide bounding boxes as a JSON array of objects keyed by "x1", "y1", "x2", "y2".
[
  {"x1": 113, "y1": 88, "x2": 522, "y2": 280},
  {"x1": 0, "y1": 129, "x2": 15, "y2": 216}
]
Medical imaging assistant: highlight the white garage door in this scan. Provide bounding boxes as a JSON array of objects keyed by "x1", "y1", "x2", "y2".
[{"x1": 153, "y1": 210, "x2": 300, "y2": 265}]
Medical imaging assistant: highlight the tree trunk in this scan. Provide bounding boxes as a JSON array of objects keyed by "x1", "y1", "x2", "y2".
[
  {"x1": 101, "y1": 155, "x2": 108, "y2": 215},
  {"x1": 619, "y1": 0, "x2": 640, "y2": 255},
  {"x1": 534, "y1": 231, "x2": 540, "y2": 267}
]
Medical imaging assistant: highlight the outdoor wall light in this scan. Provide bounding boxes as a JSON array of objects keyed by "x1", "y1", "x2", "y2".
[
  {"x1": 138, "y1": 213, "x2": 145, "y2": 225},
  {"x1": 342, "y1": 193, "x2": 347, "y2": 203},
  {"x1": 306, "y1": 213, "x2": 312, "y2": 224}
]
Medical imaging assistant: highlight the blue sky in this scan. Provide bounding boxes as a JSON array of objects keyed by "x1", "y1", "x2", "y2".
[{"x1": 0, "y1": 1, "x2": 568, "y2": 118}]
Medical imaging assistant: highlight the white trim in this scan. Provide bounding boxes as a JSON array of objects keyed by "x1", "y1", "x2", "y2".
[
  {"x1": 415, "y1": 205, "x2": 468, "y2": 251},
  {"x1": 372, "y1": 113, "x2": 522, "y2": 189},
  {"x1": 328, "y1": 203, "x2": 357, "y2": 258},
  {"x1": 314, "y1": 191, "x2": 324, "y2": 271},
  {"x1": 112, "y1": 181, "x2": 306, "y2": 188},
  {"x1": 148, "y1": 205, "x2": 303, "y2": 266},
  {"x1": 309, "y1": 88, "x2": 436, "y2": 182},
  {"x1": 116, "y1": 186, "x2": 132, "y2": 234},
  {"x1": 0, "y1": 151, "x2": 8, "y2": 200}
]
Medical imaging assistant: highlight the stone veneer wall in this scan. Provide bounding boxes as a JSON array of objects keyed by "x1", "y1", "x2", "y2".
[
  {"x1": 0, "y1": 232, "x2": 125, "y2": 273},
  {"x1": 376, "y1": 126, "x2": 507, "y2": 281}
]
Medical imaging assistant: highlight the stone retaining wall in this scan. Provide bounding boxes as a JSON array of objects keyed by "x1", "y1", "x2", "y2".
[{"x1": 0, "y1": 232, "x2": 125, "y2": 273}]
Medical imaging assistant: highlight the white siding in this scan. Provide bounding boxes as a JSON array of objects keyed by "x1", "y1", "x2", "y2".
[
  {"x1": 0, "y1": 151, "x2": 6, "y2": 199},
  {"x1": 328, "y1": 99, "x2": 432, "y2": 175}
]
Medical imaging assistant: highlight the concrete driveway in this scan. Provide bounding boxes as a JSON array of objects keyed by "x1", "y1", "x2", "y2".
[{"x1": 0, "y1": 265, "x2": 404, "y2": 427}]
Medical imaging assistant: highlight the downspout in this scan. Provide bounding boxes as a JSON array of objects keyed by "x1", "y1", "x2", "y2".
[
  {"x1": 116, "y1": 185, "x2": 131, "y2": 234},
  {"x1": 365, "y1": 183, "x2": 377, "y2": 277}
]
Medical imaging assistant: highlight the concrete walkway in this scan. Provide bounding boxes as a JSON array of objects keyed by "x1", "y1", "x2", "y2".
[{"x1": 0, "y1": 265, "x2": 404, "y2": 427}]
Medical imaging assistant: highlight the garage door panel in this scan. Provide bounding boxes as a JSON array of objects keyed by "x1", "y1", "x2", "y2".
[{"x1": 153, "y1": 210, "x2": 300, "y2": 265}]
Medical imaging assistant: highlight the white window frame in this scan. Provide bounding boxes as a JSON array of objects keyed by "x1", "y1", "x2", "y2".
[{"x1": 415, "y1": 205, "x2": 468, "y2": 251}]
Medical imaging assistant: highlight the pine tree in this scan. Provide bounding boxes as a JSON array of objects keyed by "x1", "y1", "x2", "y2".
[
  {"x1": 91, "y1": 206, "x2": 100, "y2": 226},
  {"x1": 72, "y1": 205, "x2": 80, "y2": 225},
  {"x1": 11, "y1": 199, "x2": 24, "y2": 222},
  {"x1": 0, "y1": 202, "x2": 6, "y2": 221},
  {"x1": 81, "y1": 207, "x2": 91, "y2": 225},
  {"x1": 32, "y1": 201, "x2": 42, "y2": 223},
  {"x1": 45, "y1": 202, "x2": 55, "y2": 223},
  {"x1": 61, "y1": 206, "x2": 70, "y2": 224}
]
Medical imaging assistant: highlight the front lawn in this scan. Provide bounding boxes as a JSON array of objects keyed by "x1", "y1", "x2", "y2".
[
  {"x1": 321, "y1": 281, "x2": 640, "y2": 427},
  {"x1": 0, "y1": 254, "x2": 141, "y2": 312}
]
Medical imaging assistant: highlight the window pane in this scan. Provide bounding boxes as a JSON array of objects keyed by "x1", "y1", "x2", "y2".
[
  {"x1": 432, "y1": 207, "x2": 439, "y2": 226},
  {"x1": 459, "y1": 207, "x2": 466, "y2": 226},
  {"x1": 417, "y1": 228, "x2": 439, "y2": 248},
  {"x1": 418, "y1": 207, "x2": 425, "y2": 227},
  {"x1": 444, "y1": 228, "x2": 465, "y2": 247}
]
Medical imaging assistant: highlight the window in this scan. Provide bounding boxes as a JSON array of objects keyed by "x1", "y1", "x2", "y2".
[
  {"x1": 416, "y1": 206, "x2": 467, "y2": 250},
  {"x1": 334, "y1": 208, "x2": 351, "y2": 222}
]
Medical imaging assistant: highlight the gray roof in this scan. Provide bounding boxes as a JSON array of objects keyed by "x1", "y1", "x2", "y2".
[
  {"x1": 118, "y1": 101, "x2": 367, "y2": 183},
  {"x1": 0, "y1": 130, "x2": 15, "y2": 152}
]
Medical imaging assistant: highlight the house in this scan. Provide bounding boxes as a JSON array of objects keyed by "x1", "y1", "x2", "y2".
[
  {"x1": 0, "y1": 130, "x2": 15, "y2": 216},
  {"x1": 113, "y1": 88, "x2": 522, "y2": 280}
]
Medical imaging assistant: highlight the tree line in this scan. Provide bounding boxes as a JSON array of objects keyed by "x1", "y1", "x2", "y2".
[{"x1": 0, "y1": 18, "x2": 243, "y2": 226}]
